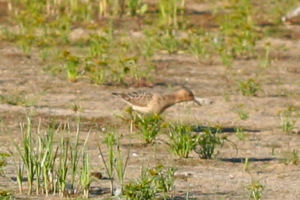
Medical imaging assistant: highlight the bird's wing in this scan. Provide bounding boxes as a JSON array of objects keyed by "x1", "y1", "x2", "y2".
[{"x1": 113, "y1": 91, "x2": 154, "y2": 107}]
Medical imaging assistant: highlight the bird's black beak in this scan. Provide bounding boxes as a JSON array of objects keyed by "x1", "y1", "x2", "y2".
[{"x1": 194, "y1": 99, "x2": 201, "y2": 105}]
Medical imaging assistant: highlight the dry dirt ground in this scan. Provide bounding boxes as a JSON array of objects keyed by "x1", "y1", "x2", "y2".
[
  {"x1": 0, "y1": 36, "x2": 300, "y2": 199},
  {"x1": 1, "y1": 7, "x2": 300, "y2": 200}
]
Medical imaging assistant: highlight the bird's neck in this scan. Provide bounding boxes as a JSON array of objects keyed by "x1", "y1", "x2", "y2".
[
  {"x1": 157, "y1": 93, "x2": 183, "y2": 114},
  {"x1": 164, "y1": 93, "x2": 183, "y2": 104}
]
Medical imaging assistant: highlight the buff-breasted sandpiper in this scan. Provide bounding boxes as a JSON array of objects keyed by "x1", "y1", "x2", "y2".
[{"x1": 112, "y1": 88, "x2": 203, "y2": 114}]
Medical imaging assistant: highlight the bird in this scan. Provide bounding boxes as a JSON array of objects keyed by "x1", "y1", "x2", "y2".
[
  {"x1": 112, "y1": 88, "x2": 202, "y2": 114},
  {"x1": 282, "y1": 5, "x2": 300, "y2": 24}
]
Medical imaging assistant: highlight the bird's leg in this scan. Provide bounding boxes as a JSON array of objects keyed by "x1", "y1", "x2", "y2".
[
  {"x1": 124, "y1": 106, "x2": 134, "y2": 133},
  {"x1": 130, "y1": 119, "x2": 133, "y2": 134}
]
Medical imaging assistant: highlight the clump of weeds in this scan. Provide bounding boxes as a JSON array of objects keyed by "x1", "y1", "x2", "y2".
[
  {"x1": 128, "y1": 0, "x2": 148, "y2": 16},
  {"x1": 167, "y1": 123, "x2": 198, "y2": 158},
  {"x1": 188, "y1": 31, "x2": 214, "y2": 63},
  {"x1": 279, "y1": 106, "x2": 297, "y2": 134},
  {"x1": 235, "y1": 127, "x2": 247, "y2": 141},
  {"x1": 239, "y1": 78, "x2": 263, "y2": 96},
  {"x1": 195, "y1": 127, "x2": 227, "y2": 159},
  {"x1": 247, "y1": 180, "x2": 264, "y2": 200},
  {"x1": 282, "y1": 149, "x2": 299, "y2": 165},
  {"x1": 159, "y1": 0, "x2": 184, "y2": 28},
  {"x1": 157, "y1": 31, "x2": 181, "y2": 54},
  {"x1": 260, "y1": 42, "x2": 272, "y2": 68},
  {"x1": 0, "y1": 91, "x2": 37, "y2": 107},
  {"x1": 62, "y1": 51, "x2": 81, "y2": 82},
  {"x1": 0, "y1": 152, "x2": 9, "y2": 176},
  {"x1": 15, "y1": 117, "x2": 91, "y2": 198},
  {"x1": 124, "y1": 164, "x2": 176, "y2": 200},
  {"x1": 98, "y1": 132, "x2": 130, "y2": 196},
  {"x1": 135, "y1": 114, "x2": 163, "y2": 144},
  {"x1": 216, "y1": 0, "x2": 258, "y2": 67},
  {"x1": 235, "y1": 104, "x2": 249, "y2": 120}
]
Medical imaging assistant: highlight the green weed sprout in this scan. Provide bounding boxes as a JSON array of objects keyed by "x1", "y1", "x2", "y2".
[
  {"x1": 280, "y1": 108, "x2": 296, "y2": 134},
  {"x1": 168, "y1": 124, "x2": 198, "y2": 158},
  {"x1": 98, "y1": 132, "x2": 130, "y2": 196},
  {"x1": 124, "y1": 165, "x2": 176, "y2": 200},
  {"x1": 80, "y1": 152, "x2": 91, "y2": 198},
  {"x1": 239, "y1": 79, "x2": 263, "y2": 96},
  {"x1": 16, "y1": 118, "x2": 36, "y2": 195},
  {"x1": 135, "y1": 114, "x2": 162, "y2": 144},
  {"x1": 195, "y1": 128, "x2": 225, "y2": 159},
  {"x1": 247, "y1": 180, "x2": 264, "y2": 200}
]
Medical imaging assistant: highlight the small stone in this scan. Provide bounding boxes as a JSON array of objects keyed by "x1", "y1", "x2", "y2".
[
  {"x1": 114, "y1": 187, "x2": 122, "y2": 196},
  {"x1": 132, "y1": 153, "x2": 138, "y2": 157}
]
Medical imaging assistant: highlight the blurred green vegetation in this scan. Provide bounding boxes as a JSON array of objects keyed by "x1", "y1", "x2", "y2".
[{"x1": 0, "y1": 0, "x2": 298, "y2": 86}]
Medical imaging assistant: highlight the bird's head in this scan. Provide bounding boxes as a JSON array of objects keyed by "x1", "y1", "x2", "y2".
[{"x1": 175, "y1": 88, "x2": 201, "y2": 105}]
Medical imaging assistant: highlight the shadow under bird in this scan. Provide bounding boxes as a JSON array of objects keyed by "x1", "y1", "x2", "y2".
[{"x1": 112, "y1": 88, "x2": 202, "y2": 114}]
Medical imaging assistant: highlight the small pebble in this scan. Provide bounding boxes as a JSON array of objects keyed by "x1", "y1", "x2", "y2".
[{"x1": 132, "y1": 153, "x2": 138, "y2": 157}]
